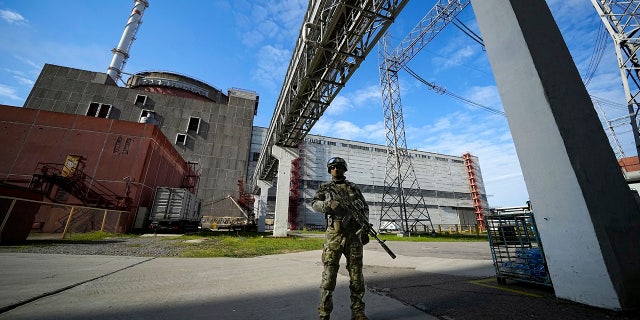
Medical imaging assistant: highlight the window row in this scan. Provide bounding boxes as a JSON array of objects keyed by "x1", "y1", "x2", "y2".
[
  {"x1": 302, "y1": 137, "x2": 461, "y2": 163},
  {"x1": 302, "y1": 180, "x2": 475, "y2": 200}
]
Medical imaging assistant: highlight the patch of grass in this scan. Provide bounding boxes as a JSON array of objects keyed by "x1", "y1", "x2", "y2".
[
  {"x1": 16, "y1": 230, "x2": 485, "y2": 258},
  {"x1": 65, "y1": 231, "x2": 139, "y2": 243},
  {"x1": 178, "y1": 232, "x2": 324, "y2": 258}
]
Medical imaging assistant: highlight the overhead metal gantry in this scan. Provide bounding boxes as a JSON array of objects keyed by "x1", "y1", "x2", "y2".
[
  {"x1": 592, "y1": 0, "x2": 640, "y2": 157},
  {"x1": 249, "y1": 0, "x2": 410, "y2": 191},
  {"x1": 378, "y1": 0, "x2": 469, "y2": 233}
]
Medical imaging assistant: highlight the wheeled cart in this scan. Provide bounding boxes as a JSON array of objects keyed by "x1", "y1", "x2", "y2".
[{"x1": 484, "y1": 212, "x2": 552, "y2": 286}]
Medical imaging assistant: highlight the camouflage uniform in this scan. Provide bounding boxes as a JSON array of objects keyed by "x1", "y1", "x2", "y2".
[{"x1": 312, "y1": 177, "x2": 369, "y2": 320}]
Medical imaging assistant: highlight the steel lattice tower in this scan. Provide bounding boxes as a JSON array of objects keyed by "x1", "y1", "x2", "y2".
[
  {"x1": 377, "y1": 0, "x2": 469, "y2": 234},
  {"x1": 378, "y1": 36, "x2": 432, "y2": 234},
  {"x1": 592, "y1": 0, "x2": 640, "y2": 157}
]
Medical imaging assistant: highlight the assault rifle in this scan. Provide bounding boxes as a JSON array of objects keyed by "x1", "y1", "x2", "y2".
[{"x1": 329, "y1": 187, "x2": 396, "y2": 259}]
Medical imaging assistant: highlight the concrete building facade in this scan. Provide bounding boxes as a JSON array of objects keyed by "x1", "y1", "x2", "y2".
[
  {"x1": 249, "y1": 127, "x2": 489, "y2": 231},
  {"x1": 23, "y1": 64, "x2": 259, "y2": 216}
]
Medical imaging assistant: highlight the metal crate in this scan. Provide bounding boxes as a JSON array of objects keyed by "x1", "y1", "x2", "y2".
[{"x1": 484, "y1": 212, "x2": 552, "y2": 286}]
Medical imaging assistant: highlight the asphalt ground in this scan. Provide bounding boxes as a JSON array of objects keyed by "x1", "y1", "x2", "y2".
[{"x1": 0, "y1": 240, "x2": 638, "y2": 320}]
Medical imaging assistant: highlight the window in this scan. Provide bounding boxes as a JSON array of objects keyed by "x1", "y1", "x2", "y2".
[
  {"x1": 139, "y1": 109, "x2": 158, "y2": 124},
  {"x1": 86, "y1": 102, "x2": 112, "y2": 118},
  {"x1": 87, "y1": 102, "x2": 99, "y2": 116},
  {"x1": 113, "y1": 136, "x2": 122, "y2": 153},
  {"x1": 187, "y1": 117, "x2": 201, "y2": 133},
  {"x1": 176, "y1": 133, "x2": 187, "y2": 146},
  {"x1": 113, "y1": 136, "x2": 133, "y2": 154},
  {"x1": 123, "y1": 138, "x2": 132, "y2": 154},
  {"x1": 135, "y1": 94, "x2": 147, "y2": 106}
]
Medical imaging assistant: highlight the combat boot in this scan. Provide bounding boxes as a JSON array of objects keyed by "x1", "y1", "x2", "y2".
[
  {"x1": 319, "y1": 316, "x2": 330, "y2": 320},
  {"x1": 351, "y1": 311, "x2": 368, "y2": 320}
]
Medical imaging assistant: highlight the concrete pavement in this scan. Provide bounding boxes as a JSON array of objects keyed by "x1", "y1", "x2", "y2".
[
  {"x1": 0, "y1": 243, "x2": 463, "y2": 320},
  {"x1": 1, "y1": 241, "x2": 635, "y2": 319}
]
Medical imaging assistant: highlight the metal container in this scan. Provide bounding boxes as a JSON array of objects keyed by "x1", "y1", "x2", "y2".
[
  {"x1": 149, "y1": 188, "x2": 201, "y2": 232},
  {"x1": 485, "y1": 212, "x2": 552, "y2": 286}
]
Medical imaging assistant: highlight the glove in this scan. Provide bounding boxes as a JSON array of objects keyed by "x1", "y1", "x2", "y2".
[{"x1": 324, "y1": 200, "x2": 341, "y2": 214}]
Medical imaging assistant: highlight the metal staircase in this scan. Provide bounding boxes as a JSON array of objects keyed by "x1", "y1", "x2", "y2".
[{"x1": 29, "y1": 161, "x2": 130, "y2": 210}]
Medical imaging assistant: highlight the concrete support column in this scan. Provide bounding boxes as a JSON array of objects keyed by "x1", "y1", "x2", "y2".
[
  {"x1": 471, "y1": 0, "x2": 640, "y2": 310},
  {"x1": 255, "y1": 180, "x2": 273, "y2": 233},
  {"x1": 271, "y1": 145, "x2": 299, "y2": 237}
]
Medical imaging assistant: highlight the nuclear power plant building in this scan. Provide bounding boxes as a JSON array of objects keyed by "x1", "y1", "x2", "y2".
[
  {"x1": 23, "y1": 64, "x2": 259, "y2": 216},
  {"x1": 248, "y1": 127, "x2": 489, "y2": 231}
]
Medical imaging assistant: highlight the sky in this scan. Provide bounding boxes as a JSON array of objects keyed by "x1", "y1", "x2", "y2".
[{"x1": 0, "y1": 0, "x2": 634, "y2": 208}]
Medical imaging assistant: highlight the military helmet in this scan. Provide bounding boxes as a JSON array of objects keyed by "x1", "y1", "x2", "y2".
[{"x1": 327, "y1": 157, "x2": 348, "y2": 173}]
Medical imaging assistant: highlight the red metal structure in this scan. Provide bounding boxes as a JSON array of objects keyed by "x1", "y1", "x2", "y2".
[
  {"x1": 236, "y1": 179, "x2": 255, "y2": 216},
  {"x1": 30, "y1": 159, "x2": 131, "y2": 210},
  {"x1": 463, "y1": 152, "x2": 485, "y2": 230},
  {"x1": 0, "y1": 105, "x2": 194, "y2": 233},
  {"x1": 288, "y1": 157, "x2": 302, "y2": 230}
]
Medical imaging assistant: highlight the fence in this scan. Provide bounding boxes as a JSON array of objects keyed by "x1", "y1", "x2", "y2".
[
  {"x1": 435, "y1": 224, "x2": 483, "y2": 235},
  {"x1": 0, "y1": 195, "x2": 132, "y2": 240}
]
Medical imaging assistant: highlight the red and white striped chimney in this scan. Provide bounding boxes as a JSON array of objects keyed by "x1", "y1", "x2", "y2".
[{"x1": 107, "y1": 0, "x2": 149, "y2": 84}]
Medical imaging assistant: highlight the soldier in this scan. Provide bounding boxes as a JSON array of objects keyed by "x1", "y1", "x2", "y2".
[{"x1": 312, "y1": 157, "x2": 369, "y2": 320}]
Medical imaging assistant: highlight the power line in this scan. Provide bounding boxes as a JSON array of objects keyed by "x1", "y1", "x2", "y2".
[
  {"x1": 590, "y1": 95, "x2": 629, "y2": 110},
  {"x1": 583, "y1": 23, "x2": 608, "y2": 87},
  {"x1": 452, "y1": 18, "x2": 484, "y2": 49},
  {"x1": 403, "y1": 65, "x2": 506, "y2": 116},
  {"x1": 404, "y1": 65, "x2": 630, "y2": 122}
]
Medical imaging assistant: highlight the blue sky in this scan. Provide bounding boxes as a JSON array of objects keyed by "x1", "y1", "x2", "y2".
[{"x1": 0, "y1": 0, "x2": 633, "y2": 208}]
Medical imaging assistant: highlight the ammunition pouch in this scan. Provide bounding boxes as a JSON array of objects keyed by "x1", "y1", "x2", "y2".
[{"x1": 358, "y1": 229, "x2": 370, "y2": 245}]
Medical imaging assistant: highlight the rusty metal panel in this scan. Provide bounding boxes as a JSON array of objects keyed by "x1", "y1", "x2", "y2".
[
  {"x1": 35, "y1": 110, "x2": 76, "y2": 128},
  {"x1": 0, "y1": 105, "x2": 193, "y2": 219}
]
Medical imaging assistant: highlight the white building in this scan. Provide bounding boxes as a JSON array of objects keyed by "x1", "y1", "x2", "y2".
[{"x1": 248, "y1": 127, "x2": 489, "y2": 232}]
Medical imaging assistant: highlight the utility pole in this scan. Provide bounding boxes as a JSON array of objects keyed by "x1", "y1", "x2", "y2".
[
  {"x1": 592, "y1": 0, "x2": 640, "y2": 157},
  {"x1": 378, "y1": 0, "x2": 469, "y2": 234}
]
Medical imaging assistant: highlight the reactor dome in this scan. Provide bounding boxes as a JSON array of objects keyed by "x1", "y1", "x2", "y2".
[{"x1": 126, "y1": 71, "x2": 226, "y2": 103}]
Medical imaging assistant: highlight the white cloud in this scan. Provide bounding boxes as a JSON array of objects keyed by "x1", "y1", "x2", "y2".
[
  {"x1": 236, "y1": 0, "x2": 306, "y2": 47},
  {"x1": 325, "y1": 95, "x2": 349, "y2": 115},
  {"x1": 324, "y1": 85, "x2": 381, "y2": 116},
  {"x1": 352, "y1": 84, "x2": 381, "y2": 106},
  {"x1": 465, "y1": 85, "x2": 502, "y2": 107},
  {"x1": 442, "y1": 45, "x2": 475, "y2": 68},
  {"x1": 15, "y1": 75, "x2": 33, "y2": 86},
  {"x1": 253, "y1": 45, "x2": 290, "y2": 88},
  {"x1": 0, "y1": 84, "x2": 22, "y2": 101},
  {"x1": 309, "y1": 118, "x2": 385, "y2": 143},
  {"x1": 0, "y1": 9, "x2": 27, "y2": 25},
  {"x1": 264, "y1": 0, "x2": 307, "y2": 37},
  {"x1": 14, "y1": 55, "x2": 39, "y2": 70},
  {"x1": 309, "y1": 117, "x2": 333, "y2": 136},
  {"x1": 362, "y1": 122, "x2": 386, "y2": 141},
  {"x1": 234, "y1": 0, "x2": 307, "y2": 89},
  {"x1": 333, "y1": 120, "x2": 363, "y2": 140}
]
